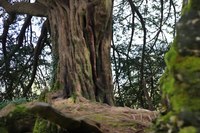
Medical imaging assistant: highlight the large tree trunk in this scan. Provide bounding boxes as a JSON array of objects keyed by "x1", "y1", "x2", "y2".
[{"x1": 48, "y1": 0, "x2": 114, "y2": 105}]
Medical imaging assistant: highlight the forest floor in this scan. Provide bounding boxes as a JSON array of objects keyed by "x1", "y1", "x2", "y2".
[
  {"x1": 0, "y1": 93, "x2": 159, "y2": 133},
  {"x1": 49, "y1": 95, "x2": 158, "y2": 133}
]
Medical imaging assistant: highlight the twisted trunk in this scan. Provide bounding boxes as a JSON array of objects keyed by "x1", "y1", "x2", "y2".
[{"x1": 48, "y1": 0, "x2": 114, "y2": 105}]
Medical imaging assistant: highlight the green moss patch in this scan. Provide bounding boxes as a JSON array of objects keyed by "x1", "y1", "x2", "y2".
[
  {"x1": 33, "y1": 118, "x2": 59, "y2": 133},
  {"x1": 179, "y1": 126, "x2": 197, "y2": 133},
  {"x1": 182, "y1": 0, "x2": 200, "y2": 14}
]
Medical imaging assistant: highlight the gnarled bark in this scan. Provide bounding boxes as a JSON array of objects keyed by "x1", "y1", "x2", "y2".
[{"x1": 48, "y1": 0, "x2": 114, "y2": 105}]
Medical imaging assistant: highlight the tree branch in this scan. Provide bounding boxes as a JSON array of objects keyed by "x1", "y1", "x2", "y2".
[
  {"x1": 23, "y1": 20, "x2": 48, "y2": 97},
  {"x1": 0, "y1": 0, "x2": 47, "y2": 17}
]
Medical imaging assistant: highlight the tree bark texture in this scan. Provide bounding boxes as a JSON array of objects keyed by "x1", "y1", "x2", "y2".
[{"x1": 47, "y1": 0, "x2": 114, "y2": 105}]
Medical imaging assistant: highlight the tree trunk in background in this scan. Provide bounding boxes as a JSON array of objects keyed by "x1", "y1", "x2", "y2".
[
  {"x1": 157, "y1": 0, "x2": 200, "y2": 132},
  {"x1": 48, "y1": 0, "x2": 114, "y2": 105}
]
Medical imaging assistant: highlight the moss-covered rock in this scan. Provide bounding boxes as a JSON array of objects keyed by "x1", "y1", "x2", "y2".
[{"x1": 0, "y1": 104, "x2": 36, "y2": 133}]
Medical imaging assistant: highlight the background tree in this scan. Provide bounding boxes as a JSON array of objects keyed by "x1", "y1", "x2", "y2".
[
  {"x1": 112, "y1": 0, "x2": 181, "y2": 109},
  {"x1": 0, "y1": 7, "x2": 50, "y2": 100},
  {"x1": 0, "y1": 0, "x2": 183, "y2": 110}
]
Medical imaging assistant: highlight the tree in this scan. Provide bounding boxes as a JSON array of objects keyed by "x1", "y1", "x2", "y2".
[
  {"x1": 155, "y1": 0, "x2": 200, "y2": 132},
  {"x1": 0, "y1": 0, "x2": 114, "y2": 105},
  {"x1": 112, "y1": 0, "x2": 181, "y2": 109},
  {"x1": 0, "y1": 13, "x2": 50, "y2": 100}
]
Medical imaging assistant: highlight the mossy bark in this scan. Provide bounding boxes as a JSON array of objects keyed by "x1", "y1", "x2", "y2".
[
  {"x1": 155, "y1": 0, "x2": 200, "y2": 132},
  {"x1": 48, "y1": 0, "x2": 114, "y2": 105}
]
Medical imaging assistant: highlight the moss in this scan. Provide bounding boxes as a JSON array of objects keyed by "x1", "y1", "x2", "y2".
[
  {"x1": 38, "y1": 89, "x2": 49, "y2": 102},
  {"x1": 33, "y1": 118, "x2": 68, "y2": 133},
  {"x1": 9, "y1": 105, "x2": 28, "y2": 118},
  {"x1": 0, "y1": 127, "x2": 8, "y2": 133},
  {"x1": 162, "y1": 42, "x2": 200, "y2": 112},
  {"x1": 181, "y1": 0, "x2": 192, "y2": 15},
  {"x1": 179, "y1": 126, "x2": 197, "y2": 133},
  {"x1": 156, "y1": 32, "x2": 200, "y2": 132},
  {"x1": 33, "y1": 118, "x2": 59, "y2": 133},
  {"x1": 1, "y1": 105, "x2": 36, "y2": 133},
  {"x1": 164, "y1": 41, "x2": 178, "y2": 71},
  {"x1": 174, "y1": 56, "x2": 200, "y2": 75},
  {"x1": 33, "y1": 118, "x2": 48, "y2": 133},
  {"x1": 71, "y1": 93, "x2": 78, "y2": 103},
  {"x1": 190, "y1": 0, "x2": 200, "y2": 10},
  {"x1": 182, "y1": 0, "x2": 200, "y2": 15},
  {"x1": 160, "y1": 111, "x2": 174, "y2": 122},
  {"x1": 159, "y1": 41, "x2": 177, "y2": 99},
  {"x1": 159, "y1": 70, "x2": 175, "y2": 95},
  {"x1": 171, "y1": 89, "x2": 200, "y2": 112},
  {"x1": 170, "y1": 56, "x2": 200, "y2": 112},
  {"x1": 155, "y1": 1, "x2": 200, "y2": 132},
  {"x1": 52, "y1": 80, "x2": 63, "y2": 91},
  {"x1": 102, "y1": 0, "x2": 112, "y2": 11},
  {"x1": 83, "y1": 47, "x2": 93, "y2": 79}
]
